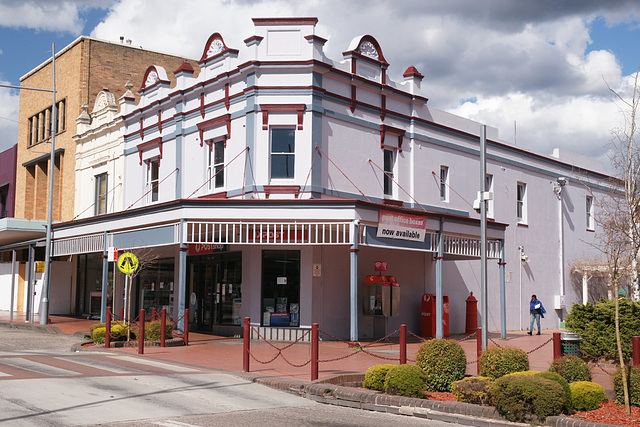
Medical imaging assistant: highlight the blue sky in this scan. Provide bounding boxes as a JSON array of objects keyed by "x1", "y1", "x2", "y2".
[{"x1": 1, "y1": 0, "x2": 640, "y2": 168}]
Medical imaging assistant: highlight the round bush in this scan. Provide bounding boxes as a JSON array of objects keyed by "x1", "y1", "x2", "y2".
[
  {"x1": 144, "y1": 320, "x2": 174, "y2": 341},
  {"x1": 549, "y1": 355, "x2": 591, "y2": 383},
  {"x1": 363, "y1": 364, "x2": 395, "y2": 391},
  {"x1": 451, "y1": 376, "x2": 492, "y2": 405},
  {"x1": 383, "y1": 364, "x2": 426, "y2": 398},
  {"x1": 570, "y1": 381, "x2": 606, "y2": 411},
  {"x1": 416, "y1": 339, "x2": 467, "y2": 392},
  {"x1": 479, "y1": 346, "x2": 529, "y2": 380},
  {"x1": 91, "y1": 326, "x2": 106, "y2": 344},
  {"x1": 536, "y1": 371, "x2": 573, "y2": 413},
  {"x1": 613, "y1": 366, "x2": 640, "y2": 407},
  {"x1": 489, "y1": 374, "x2": 566, "y2": 422}
]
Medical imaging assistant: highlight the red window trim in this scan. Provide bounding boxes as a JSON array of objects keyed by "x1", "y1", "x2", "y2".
[{"x1": 260, "y1": 104, "x2": 305, "y2": 130}]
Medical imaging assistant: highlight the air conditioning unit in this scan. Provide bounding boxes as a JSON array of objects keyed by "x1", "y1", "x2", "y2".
[{"x1": 554, "y1": 295, "x2": 566, "y2": 310}]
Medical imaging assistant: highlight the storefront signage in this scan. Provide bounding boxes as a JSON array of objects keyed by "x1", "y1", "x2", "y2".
[
  {"x1": 187, "y1": 243, "x2": 228, "y2": 255},
  {"x1": 250, "y1": 230, "x2": 307, "y2": 242},
  {"x1": 376, "y1": 210, "x2": 427, "y2": 242}
]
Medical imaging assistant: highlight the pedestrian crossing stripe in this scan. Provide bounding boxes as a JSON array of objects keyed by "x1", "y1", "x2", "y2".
[{"x1": 107, "y1": 356, "x2": 199, "y2": 372}]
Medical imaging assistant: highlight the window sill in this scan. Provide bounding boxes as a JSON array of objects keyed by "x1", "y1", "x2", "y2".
[
  {"x1": 586, "y1": 228, "x2": 595, "y2": 233},
  {"x1": 517, "y1": 222, "x2": 528, "y2": 228},
  {"x1": 383, "y1": 198, "x2": 403, "y2": 207}
]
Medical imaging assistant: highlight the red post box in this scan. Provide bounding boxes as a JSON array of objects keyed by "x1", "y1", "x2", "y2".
[{"x1": 422, "y1": 294, "x2": 449, "y2": 337}]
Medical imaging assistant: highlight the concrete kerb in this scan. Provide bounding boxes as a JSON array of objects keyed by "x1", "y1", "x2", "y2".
[{"x1": 236, "y1": 374, "x2": 617, "y2": 427}]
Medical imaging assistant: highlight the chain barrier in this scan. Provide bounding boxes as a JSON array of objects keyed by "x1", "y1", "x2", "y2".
[
  {"x1": 246, "y1": 325, "x2": 313, "y2": 368},
  {"x1": 561, "y1": 338, "x2": 635, "y2": 376},
  {"x1": 524, "y1": 337, "x2": 552, "y2": 355},
  {"x1": 458, "y1": 330, "x2": 478, "y2": 341}
]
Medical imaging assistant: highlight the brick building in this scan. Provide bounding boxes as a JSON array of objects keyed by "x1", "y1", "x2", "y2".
[{"x1": 15, "y1": 36, "x2": 198, "y2": 222}]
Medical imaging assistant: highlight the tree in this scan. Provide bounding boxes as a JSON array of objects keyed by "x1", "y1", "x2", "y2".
[{"x1": 118, "y1": 248, "x2": 157, "y2": 340}]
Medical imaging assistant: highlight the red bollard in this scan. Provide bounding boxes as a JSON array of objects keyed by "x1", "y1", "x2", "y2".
[
  {"x1": 633, "y1": 336, "x2": 640, "y2": 367},
  {"x1": 160, "y1": 308, "x2": 166, "y2": 347},
  {"x1": 152, "y1": 307, "x2": 157, "y2": 321},
  {"x1": 243, "y1": 317, "x2": 250, "y2": 373},
  {"x1": 400, "y1": 324, "x2": 407, "y2": 364},
  {"x1": 465, "y1": 292, "x2": 478, "y2": 334},
  {"x1": 311, "y1": 323, "x2": 319, "y2": 381},
  {"x1": 138, "y1": 309, "x2": 145, "y2": 355},
  {"x1": 120, "y1": 306, "x2": 124, "y2": 322},
  {"x1": 476, "y1": 327, "x2": 482, "y2": 375},
  {"x1": 183, "y1": 308, "x2": 189, "y2": 346},
  {"x1": 105, "y1": 307, "x2": 111, "y2": 349},
  {"x1": 553, "y1": 332, "x2": 562, "y2": 361}
]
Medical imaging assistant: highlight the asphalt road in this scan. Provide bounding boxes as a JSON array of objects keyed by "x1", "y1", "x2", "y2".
[{"x1": 0, "y1": 325, "x2": 462, "y2": 427}]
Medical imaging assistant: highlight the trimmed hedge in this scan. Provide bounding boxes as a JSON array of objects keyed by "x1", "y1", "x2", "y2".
[
  {"x1": 416, "y1": 339, "x2": 467, "y2": 392},
  {"x1": 549, "y1": 355, "x2": 591, "y2": 383},
  {"x1": 566, "y1": 298, "x2": 640, "y2": 359},
  {"x1": 451, "y1": 376, "x2": 492, "y2": 405},
  {"x1": 479, "y1": 346, "x2": 529, "y2": 380},
  {"x1": 489, "y1": 374, "x2": 566, "y2": 422},
  {"x1": 570, "y1": 381, "x2": 607, "y2": 411},
  {"x1": 384, "y1": 364, "x2": 426, "y2": 398},
  {"x1": 363, "y1": 364, "x2": 395, "y2": 392},
  {"x1": 536, "y1": 371, "x2": 573, "y2": 413},
  {"x1": 613, "y1": 365, "x2": 640, "y2": 407}
]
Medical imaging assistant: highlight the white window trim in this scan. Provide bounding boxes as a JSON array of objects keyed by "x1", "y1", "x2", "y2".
[
  {"x1": 383, "y1": 148, "x2": 396, "y2": 197},
  {"x1": 517, "y1": 182, "x2": 527, "y2": 224},
  {"x1": 207, "y1": 139, "x2": 225, "y2": 192},
  {"x1": 145, "y1": 158, "x2": 160, "y2": 204},
  {"x1": 440, "y1": 166, "x2": 449, "y2": 202},
  {"x1": 586, "y1": 195, "x2": 595, "y2": 231},
  {"x1": 270, "y1": 127, "x2": 296, "y2": 182},
  {"x1": 486, "y1": 174, "x2": 494, "y2": 219}
]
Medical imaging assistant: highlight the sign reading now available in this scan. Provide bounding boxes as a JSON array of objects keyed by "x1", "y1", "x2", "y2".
[{"x1": 376, "y1": 209, "x2": 427, "y2": 242}]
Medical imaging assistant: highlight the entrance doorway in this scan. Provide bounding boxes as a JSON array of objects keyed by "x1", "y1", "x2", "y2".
[
  {"x1": 188, "y1": 252, "x2": 242, "y2": 331},
  {"x1": 261, "y1": 250, "x2": 300, "y2": 327}
]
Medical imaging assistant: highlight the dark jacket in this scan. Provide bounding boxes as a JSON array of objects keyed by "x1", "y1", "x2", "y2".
[{"x1": 530, "y1": 299, "x2": 546, "y2": 318}]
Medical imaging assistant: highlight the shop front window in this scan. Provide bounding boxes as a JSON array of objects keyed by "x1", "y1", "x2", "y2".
[
  {"x1": 76, "y1": 253, "x2": 112, "y2": 318},
  {"x1": 261, "y1": 250, "x2": 300, "y2": 327},
  {"x1": 136, "y1": 258, "x2": 175, "y2": 318}
]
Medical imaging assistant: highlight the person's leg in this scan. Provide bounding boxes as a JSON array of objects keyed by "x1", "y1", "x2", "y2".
[
  {"x1": 528, "y1": 312, "x2": 534, "y2": 335},
  {"x1": 536, "y1": 313, "x2": 541, "y2": 334}
]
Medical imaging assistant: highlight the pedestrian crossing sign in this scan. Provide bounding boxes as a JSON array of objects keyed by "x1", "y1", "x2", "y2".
[{"x1": 117, "y1": 252, "x2": 139, "y2": 274}]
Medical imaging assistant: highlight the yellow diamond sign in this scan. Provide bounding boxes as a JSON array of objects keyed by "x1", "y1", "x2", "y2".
[{"x1": 117, "y1": 252, "x2": 139, "y2": 274}]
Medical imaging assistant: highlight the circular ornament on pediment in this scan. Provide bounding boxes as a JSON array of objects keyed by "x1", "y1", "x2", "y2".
[
  {"x1": 358, "y1": 40, "x2": 379, "y2": 60},
  {"x1": 207, "y1": 38, "x2": 224, "y2": 57}
]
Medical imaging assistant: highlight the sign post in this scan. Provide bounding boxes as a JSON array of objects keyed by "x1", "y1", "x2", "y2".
[{"x1": 117, "y1": 252, "x2": 139, "y2": 325}]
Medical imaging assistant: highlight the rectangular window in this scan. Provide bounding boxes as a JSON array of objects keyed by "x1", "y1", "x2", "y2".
[
  {"x1": 439, "y1": 166, "x2": 449, "y2": 201},
  {"x1": 586, "y1": 196, "x2": 594, "y2": 230},
  {"x1": 94, "y1": 173, "x2": 108, "y2": 215},
  {"x1": 46, "y1": 107, "x2": 52, "y2": 138},
  {"x1": 208, "y1": 140, "x2": 225, "y2": 191},
  {"x1": 34, "y1": 114, "x2": 39, "y2": 143},
  {"x1": 146, "y1": 159, "x2": 159, "y2": 203},
  {"x1": 270, "y1": 128, "x2": 295, "y2": 179},
  {"x1": 384, "y1": 149, "x2": 395, "y2": 196},
  {"x1": 39, "y1": 112, "x2": 45, "y2": 142},
  {"x1": 56, "y1": 99, "x2": 66, "y2": 132},
  {"x1": 517, "y1": 182, "x2": 527, "y2": 223},
  {"x1": 28, "y1": 117, "x2": 33, "y2": 146},
  {"x1": 486, "y1": 174, "x2": 494, "y2": 218}
]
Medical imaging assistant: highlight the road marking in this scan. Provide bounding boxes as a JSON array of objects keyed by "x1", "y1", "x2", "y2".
[
  {"x1": 54, "y1": 356, "x2": 143, "y2": 374},
  {"x1": 152, "y1": 421, "x2": 201, "y2": 426},
  {"x1": 107, "y1": 356, "x2": 199, "y2": 372},
  {"x1": 0, "y1": 358, "x2": 79, "y2": 376},
  {"x1": 0, "y1": 371, "x2": 11, "y2": 377}
]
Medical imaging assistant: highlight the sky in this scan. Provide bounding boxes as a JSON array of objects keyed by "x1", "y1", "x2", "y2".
[{"x1": 1, "y1": 0, "x2": 640, "y2": 170}]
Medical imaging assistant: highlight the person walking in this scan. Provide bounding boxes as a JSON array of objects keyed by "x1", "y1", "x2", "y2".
[{"x1": 528, "y1": 294, "x2": 546, "y2": 335}]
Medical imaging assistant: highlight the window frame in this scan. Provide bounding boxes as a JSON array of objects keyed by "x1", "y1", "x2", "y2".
[
  {"x1": 94, "y1": 173, "x2": 108, "y2": 216},
  {"x1": 146, "y1": 159, "x2": 160, "y2": 203},
  {"x1": 586, "y1": 195, "x2": 595, "y2": 231},
  {"x1": 517, "y1": 182, "x2": 527, "y2": 223},
  {"x1": 439, "y1": 165, "x2": 449, "y2": 202},
  {"x1": 486, "y1": 174, "x2": 494, "y2": 218},
  {"x1": 270, "y1": 127, "x2": 296, "y2": 180},
  {"x1": 383, "y1": 148, "x2": 395, "y2": 197},
  {"x1": 207, "y1": 140, "x2": 225, "y2": 191}
]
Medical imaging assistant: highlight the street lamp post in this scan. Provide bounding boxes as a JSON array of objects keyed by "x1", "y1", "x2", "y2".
[{"x1": 0, "y1": 43, "x2": 56, "y2": 325}]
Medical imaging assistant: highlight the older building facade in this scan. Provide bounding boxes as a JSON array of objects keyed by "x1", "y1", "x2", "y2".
[{"x1": 8, "y1": 18, "x2": 613, "y2": 340}]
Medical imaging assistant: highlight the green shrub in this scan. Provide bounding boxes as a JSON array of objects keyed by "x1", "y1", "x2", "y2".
[
  {"x1": 536, "y1": 371, "x2": 573, "y2": 413},
  {"x1": 503, "y1": 370, "x2": 540, "y2": 377},
  {"x1": 91, "y1": 327, "x2": 106, "y2": 344},
  {"x1": 566, "y1": 298, "x2": 640, "y2": 359},
  {"x1": 89, "y1": 323, "x2": 105, "y2": 334},
  {"x1": 144, "y1": 320, "x2": 174, "y2": 341},
  {"x1": 450, "y1": 376, "x2": 492, "y2": 405},
  {"x1": 549, "y1": 355, "x2": 592, "y2": 383},
  {"x1": 415, "y1": 339, "x2": 467, "y2": 392},
  {"x1": 363, "y1": 364, "x2": 395, "y2": 391},
  {"x1": 570, "y1": 381, "x2": 606, "y2": 411},
  {"x1": 489, "y1": 374, "x2": 565, "y2": 422},
  {"x1": 479, "y1": 346, "x2": 529, "y2": 380},
  {"x1": 613, "y1": 365, "x2": 640, "y2": 407},
  {"x1": 383, "y1": 364, "x2": 426, "y2": 398}
]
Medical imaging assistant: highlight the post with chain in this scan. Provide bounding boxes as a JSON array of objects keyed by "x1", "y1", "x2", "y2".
[
  {"x1": 633, "y1": 336, "x2": 640, "y2": 367},
  {"x1": 553, "y1": 332, "x2": 562, "y2": 360},
  {"x1": 160, "y1": 308, "x2": 167, "y2": 347},
  {"x1": 400, "y1": 324, "x2": 407, "y2": 364},
  {"x1": 138, "y1": 309, "x2": 145, "y2": 355},
  {"x1": 243, "y1": 317, "x2": 250, "y2": 372},
  {"x1": 183, "y1": 308, "x2": 189, "y2": 346},
  {"x1": 311, "y1": 323, "x2": 319, "y2": 381},
  {"x1": 152, "y1": 307, "x2": 157, "y2": 321},
  {"x1": 105, "y1": 307, "x2": 111, "y2": 349}
]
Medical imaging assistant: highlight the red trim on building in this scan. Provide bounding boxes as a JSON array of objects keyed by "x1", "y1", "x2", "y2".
[
  {"x1": 243, "y1": 35, "x2": 264, "y2": 45},
  {"x1": 137, "y1": 137, "x2": 163, "y2": 165},
  {"x1": 197, "y1": 114, "x2": 232, "y2": 147},
  {"x1": 224, "y1": 83, "x2": 230, "y2": 110},
  {"x1": 264, "y1": 185, "x2": 300, "y2": 198},
  {"x1": 260, "y1": 104, "x2": 306, "y2": 130},
  {"x1": 174, "y1": 60, "x2": 194, "y2": 74},
  {"x1": 403, "y1": 65, "x2": 424, "y2": 80},
  {"x1": 304, "y1": 34, "x2": 327, "y2": 45},
  {"x1": 252, "y1": 17, "x2": 318, "y2": 26},
  {"x1": 350, "y1": 86, "x2": 357, "y2": 113},
  {"x1": 380, "y1": 95, "x2": 387, "y2": 121},
  {"x1": 381, "y1": 124, "x2": 405, "y2": 152}
]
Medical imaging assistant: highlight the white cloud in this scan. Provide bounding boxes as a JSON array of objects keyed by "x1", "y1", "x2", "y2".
[{"x1": 0, "y1": 82, "x2": 19, "y2": 152}]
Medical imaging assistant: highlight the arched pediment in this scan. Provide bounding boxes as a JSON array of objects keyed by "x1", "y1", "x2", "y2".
[
  {"x1": 200, "y1": 32, "x2": 232, "y2": 63},
  {"x1": 140, "y1": 65, "x2": 169, "y2": 91},
  {"x1": 344, "y1": 35, "x2": 388, "y2": 65}
]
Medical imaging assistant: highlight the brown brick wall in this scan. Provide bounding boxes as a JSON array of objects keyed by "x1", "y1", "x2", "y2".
[{"x1": 15, "y1": 37, "x2": 196, "y2": 221}]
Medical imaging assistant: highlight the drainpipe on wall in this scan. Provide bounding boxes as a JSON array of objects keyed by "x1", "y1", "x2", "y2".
[
  {"x1": 555, "y1": 178, "x2": 566, "y2": 320},
  {"x1": 349, "y1": 220, "x2": 360, "y2": 342}
]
